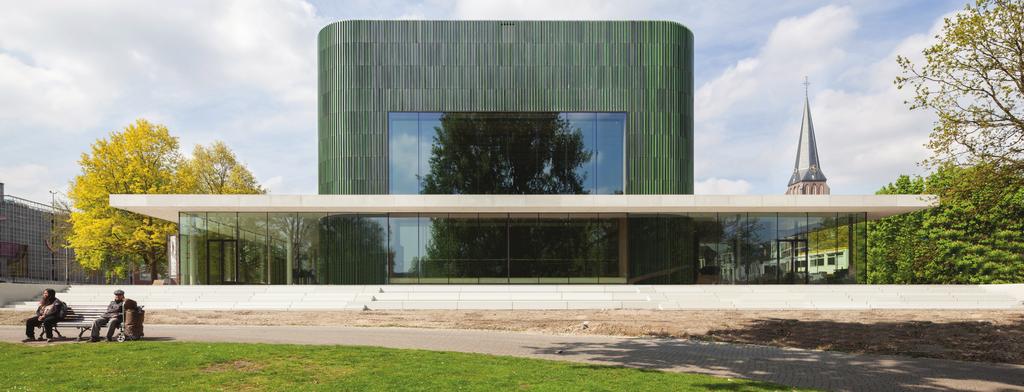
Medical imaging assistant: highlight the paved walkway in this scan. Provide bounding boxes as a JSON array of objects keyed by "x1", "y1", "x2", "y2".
[{"x1": 3, "y1": 325, "x2": 1022, "y2": 391}]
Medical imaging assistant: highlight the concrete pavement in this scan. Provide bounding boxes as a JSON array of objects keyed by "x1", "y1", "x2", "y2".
[{"x1": 3, "y1": 325, "x2": 1023, "y2": 391}]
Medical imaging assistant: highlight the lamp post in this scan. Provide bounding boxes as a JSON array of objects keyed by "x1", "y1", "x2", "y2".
[
  {"x1": 49, "y1": 190, "x2": 56, "y2": 282},
  {"x1": 49, "y1": 190, "x2": 69, "y2": 285}
]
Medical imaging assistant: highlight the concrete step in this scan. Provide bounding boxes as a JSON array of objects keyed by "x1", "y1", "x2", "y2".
[{"x1": 5, "y1": 284, "x2": 1017, "y2": 311}]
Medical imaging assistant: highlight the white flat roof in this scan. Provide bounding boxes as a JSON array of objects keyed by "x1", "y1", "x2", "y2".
[{"x1": 109, "y1": 194, "x2": 937, "y2": 223}]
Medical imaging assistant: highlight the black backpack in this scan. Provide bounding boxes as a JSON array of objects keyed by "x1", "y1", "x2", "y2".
[{"x1": 57, "y1": 300, "x2": 68, "y2": 320}]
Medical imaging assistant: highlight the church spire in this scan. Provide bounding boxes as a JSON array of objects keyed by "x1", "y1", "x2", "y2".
[{"x1": 786, "y1": 77, "x2": 830, "y2": 195}]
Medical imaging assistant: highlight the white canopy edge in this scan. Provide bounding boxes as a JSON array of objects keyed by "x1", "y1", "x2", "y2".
[{"x1": 109, "y1": 194, "x2": 938, "y2": 223}]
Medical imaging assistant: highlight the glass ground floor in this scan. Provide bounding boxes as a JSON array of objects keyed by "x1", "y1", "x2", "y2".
[{"x1": 178, "y1": 212, "x2": 867, "y2": 285}]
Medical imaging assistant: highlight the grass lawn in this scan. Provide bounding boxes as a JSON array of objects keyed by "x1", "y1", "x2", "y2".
[{"x1": 0, "y1": 342, "x2": 804, "y2": 391}]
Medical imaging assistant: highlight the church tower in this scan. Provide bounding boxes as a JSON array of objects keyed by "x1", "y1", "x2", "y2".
[{"x1": 786, "y1": 78, "x2": 829, "y2": 195}]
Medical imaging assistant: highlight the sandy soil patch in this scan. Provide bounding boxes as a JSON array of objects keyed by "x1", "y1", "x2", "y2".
[{"x1": 3, "y1": 308, "x2": 1021, "y2": 364}]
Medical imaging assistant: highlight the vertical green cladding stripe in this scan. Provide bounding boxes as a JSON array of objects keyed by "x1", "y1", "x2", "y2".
[{"x1": 318, "y1": 20, "x2": 693, "y2": 195}]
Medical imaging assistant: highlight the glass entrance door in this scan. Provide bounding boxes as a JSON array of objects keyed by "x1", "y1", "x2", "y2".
[
  {"x1": 207, "y1": 239, "x2": 237, "y2": 284},
  {"x1": 776, "y1": 239, "x2": 808, "y2": 284}
]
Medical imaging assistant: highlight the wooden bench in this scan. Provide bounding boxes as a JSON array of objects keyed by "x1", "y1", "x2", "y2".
[{"x1": 54, "y1": 305, "x2": 112, "y2": 341}]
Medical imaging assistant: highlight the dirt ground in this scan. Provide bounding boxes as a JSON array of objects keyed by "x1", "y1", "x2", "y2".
[{"x1": 3, "y1": 309, "x2": 1022, "y2": 365}]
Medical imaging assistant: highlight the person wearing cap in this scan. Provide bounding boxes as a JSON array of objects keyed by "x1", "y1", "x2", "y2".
[{"x1": 89, "y1": 289, "x2": 125, "y2": 342}]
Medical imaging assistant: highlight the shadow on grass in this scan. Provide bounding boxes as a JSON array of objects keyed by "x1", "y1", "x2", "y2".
[{"x1": 527, "y1": 317, "x2": 1024, "y2": 392}]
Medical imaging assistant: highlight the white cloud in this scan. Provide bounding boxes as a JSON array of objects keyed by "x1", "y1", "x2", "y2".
[
  {"x1": 693, "y1": 5, "x2": 947, "y2": 195},
  {"x1": 453, "y1": 0, "x2": 642, "y2": 19},
  {"x1": 696, "y1": 5, "x2": 857, "y2": 122},
  {"x1": 0, "y1": 0, "x2": 324, "y2": 202},
  {"x1": 0, "y1": 164, "x2": 53, "y2": 202},
  {"x1": 694, "y1": 178, "x2": 753, "y2": 195},
  {"x1": 0, "y1": 54, "x2": 105, "y2": 131},
  {"x1": 262, "y1": 176, "x2": 284, "y2": 193},
  {"x1": 0, "y1": 0, "x2": 960, "y2": 204}
]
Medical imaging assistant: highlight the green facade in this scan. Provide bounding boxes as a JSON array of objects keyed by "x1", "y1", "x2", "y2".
[{"x1": 318, "y1": 20, "x2": 694, "y2": 195}]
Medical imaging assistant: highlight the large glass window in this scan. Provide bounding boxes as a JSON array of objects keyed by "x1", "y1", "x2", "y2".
[
  {"x1": 628, "y1": 213, "x2": 691, "y2": 284},
  {"x1": 388, "y1": 112, "x2": 626, "y2": 195},
  {"x1": 691, "y1": 213, "x2": 723, "y2": 284},
  {"x1": 269, "y1": 212, "x2": 325, "y2": 285},
  {"x1": 777, "y1": 214, "x2": 809, "y2": 284},
  {"x1": 238, "y1": 213, "x2": 269, "y2": 284},
  {"x1": 388, "y1": 214, "x2": 420, "y2": 284},
  {"x1": 806, "y1": 213, "x2": 835, "y2": 284},
  {"x1": 388, "y1": 113, "x2": 419, "y2": 195},
  {"x1": 179, "y1": 211, "x2": 872, "y2": 285}
]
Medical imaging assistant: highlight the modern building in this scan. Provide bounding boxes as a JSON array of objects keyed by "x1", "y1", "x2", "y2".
[{"x1": 110, "y1": 20, "x2": 935, "y2": 286}]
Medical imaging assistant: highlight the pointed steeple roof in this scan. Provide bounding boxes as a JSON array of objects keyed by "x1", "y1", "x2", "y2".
[{"x1": 788, "y1": 92, "x2": 827, "y2": 187}]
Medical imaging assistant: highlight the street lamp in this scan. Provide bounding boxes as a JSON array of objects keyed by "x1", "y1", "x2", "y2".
[{"x1": 48, "y1": 190, "x2": 69, "y2": 285}]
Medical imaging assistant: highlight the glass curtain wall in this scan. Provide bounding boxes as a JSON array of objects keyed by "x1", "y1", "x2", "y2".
[
  {"x1": 178, "y1": 212, "x2": 868, "y2": 284},
  {"x1": 628, "y1": 212, "x2": 866, "y2": 285},
  {"x1": 388, "y1": 112, "x2": 625, "y2": 195},
  {"x1": 628, "y1": 214, "x2": 691, "y2": 284},
  {"x1": 179, "y1": 212, "x2": 329, "y2": 285},
  {"x1": 394, "y1": 213, "x2": 624, "y2": 284}
]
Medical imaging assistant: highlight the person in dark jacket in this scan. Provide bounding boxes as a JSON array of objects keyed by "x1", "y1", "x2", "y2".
[
  {"x1": 90, "y1": 289, "x2": 125, "y2": 342},
  {"x1": 23, "y1": 288, "x2": 64, "y2": 342}
]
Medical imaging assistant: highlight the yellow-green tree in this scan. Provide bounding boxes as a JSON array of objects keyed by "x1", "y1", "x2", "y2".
[
  {"x1": 68, "y1": 119, "x2": 264, "y2": 281},
  {"x1": 69, "y1": 119, "x2": 182, "y2": 279},
  {"x1": 178, "y1": 141, "x2": 265, "y2": 194}
]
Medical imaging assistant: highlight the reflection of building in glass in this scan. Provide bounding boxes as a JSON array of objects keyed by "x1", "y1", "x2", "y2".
[{"x1": 111, "y1": 20, "x2": 935, "y2": 285}]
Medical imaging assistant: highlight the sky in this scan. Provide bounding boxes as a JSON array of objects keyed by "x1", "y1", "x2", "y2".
[{"x1": 0, "y1": 0, "x2": 966, "y2": 203}]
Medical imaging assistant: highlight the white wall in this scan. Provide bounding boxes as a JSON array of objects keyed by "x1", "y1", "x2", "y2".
[{"x1": 0, "y1": 283, "x2": 69, "y2": 307}]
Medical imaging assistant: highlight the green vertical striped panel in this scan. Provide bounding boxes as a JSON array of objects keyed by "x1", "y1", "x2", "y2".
[{"x1": 318, "y1": 20, "x2": 693, "y2": 195}]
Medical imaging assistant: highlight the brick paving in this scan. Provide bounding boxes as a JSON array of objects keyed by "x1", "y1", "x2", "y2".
[{"x1": 3, "y1": 325, "x2": 1022, "y2": 391}]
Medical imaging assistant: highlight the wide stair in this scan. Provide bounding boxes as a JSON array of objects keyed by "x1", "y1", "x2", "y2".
[{"x1": 4, "y1": 284, "x2": 1023, "y2": 311}]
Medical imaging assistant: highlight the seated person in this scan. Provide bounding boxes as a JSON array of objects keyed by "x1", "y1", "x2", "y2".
[
  {"x1": 90, "y1": 289, "x2": 126, "y2": 342},
  {"x1": 23, "y1": 288, "x2": 65, "y2": 343}
]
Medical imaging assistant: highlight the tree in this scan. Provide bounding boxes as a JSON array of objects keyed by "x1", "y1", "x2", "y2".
[
  {"x1": 896, "y1": 0, "x2": 1024, "y2": 170},
  {"x1": 869, "y1": 163, "x2": 1024, "y2": 283},
  {"x1": 68, "y1": 119, "x2": 265, "y2": 281},
  {"x1": 68, "y1": 119, "x2": 181, "y2": 280},
  {"x1": 178, "y1": 141, "x2": 265, "y2": 194}
]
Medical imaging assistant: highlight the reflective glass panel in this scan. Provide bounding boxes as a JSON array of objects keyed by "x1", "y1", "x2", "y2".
[
  {"x1": 180, "y1": 213, "x2": 206, "y2": 285},
  {"x1": 806, "y1": 213, "x2": 835, "y2": 284},
  {"x1": 269, "y1": 212, "x2": 325, "y2": 285},
  {"x1": 388, "y1": 112, "x2": 626, "y2": 195},
  {"x1": 594, "y1": 113, "x2": 625, "y2": 194},
  {"x1": 744, "y1": 213, "x2": 778, "y2": 284},
  {"x1": 388, "y1": 113, "x2": 419, "y2": 194},
  {"x1": 777, "y1": 213, "x2": 808, "y2": 284},
  {"x1": 692, "y1": 213, "x2": 723, "y2": 284},
  {"x1": 205, "y1": 212, "x2": 237, "y2": 285},
  {"x1": 238, "y1": 213, "x2": 268, "y2": 284},
  {"x1": 389, "y1": 214, "x2": 420, "y2": 283},
  {"x1": 420, "y1": 214, "x2": 449, "y2": 283},
  {"x1": 719, "y1": 213, "x2": 743, "y2": 284}
]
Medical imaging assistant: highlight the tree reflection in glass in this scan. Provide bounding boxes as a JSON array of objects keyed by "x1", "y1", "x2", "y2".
[
  {"x1": 412, "y1": 112, "x2": 613, "y2": 282},
  {"x1": 420, "y1": 112, "x2": 592, "y2": 195}
]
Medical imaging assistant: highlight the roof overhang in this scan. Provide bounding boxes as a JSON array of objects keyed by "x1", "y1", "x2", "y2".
[{"x1": 110, "y1": 194, "x2": 938, "y2": 224}]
